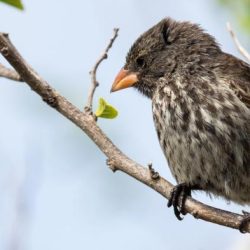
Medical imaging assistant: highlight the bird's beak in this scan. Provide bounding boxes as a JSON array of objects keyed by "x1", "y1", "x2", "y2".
[{"x1": 110, "y1": 68, "x2": 138, "y2": 92}]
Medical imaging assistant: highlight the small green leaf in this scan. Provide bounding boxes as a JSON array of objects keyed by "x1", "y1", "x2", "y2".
[
  {"x1": 0, "y1": 0, "x2": 24, "y2": 10},
  {"x1": 95, "y1": 98, "x2": 118, "y2": 119}
]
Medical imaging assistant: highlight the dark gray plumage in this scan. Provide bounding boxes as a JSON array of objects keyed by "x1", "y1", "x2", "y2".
[{"x1": 111, "y1": 18, "x2": 250, "y2": 231}]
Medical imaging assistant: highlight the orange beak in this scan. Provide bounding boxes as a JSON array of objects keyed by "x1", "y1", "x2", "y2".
[{"x1": 110, "y1": 68, "x2": 138, "y2": 92}]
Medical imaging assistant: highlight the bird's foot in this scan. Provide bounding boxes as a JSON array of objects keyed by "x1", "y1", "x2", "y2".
[
  {"x1": 167, "y1": 183, "x2": 191, "y2": 220},
  {"x1": 239, "y1": 210, "x2": 250, "y2": 233}
]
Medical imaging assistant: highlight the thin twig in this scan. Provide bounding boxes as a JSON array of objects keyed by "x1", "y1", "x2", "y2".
[
  {"x1": 85, "y1": 28, "x2": 119, "y2": 112},
  {"x1": 0, "y1": 63, "x2": 22, "y2": 81},
  {"x1": 0, "y1": 32, "x2": 249, "y2": 233},
  {"x1": 227, "y1": 22, "x2": 250, "y2": 63}
]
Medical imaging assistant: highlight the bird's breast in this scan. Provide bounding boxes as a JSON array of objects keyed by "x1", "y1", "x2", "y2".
[{"x1": 151, "y1": 82, "x2": 250, "y2": 203}]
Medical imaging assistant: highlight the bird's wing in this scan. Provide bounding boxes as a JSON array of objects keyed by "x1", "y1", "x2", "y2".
[
  {"x1": 229, "y1": 80, "x2": 250, "y2": 109},
  {"x1": 217, "y1": 53, "x2": 250, "y2": 109}
]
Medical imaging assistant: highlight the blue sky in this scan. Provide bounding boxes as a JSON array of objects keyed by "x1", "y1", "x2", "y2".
[{"x1": 0, "y1": 1, "x2": 249, "y2": 250}]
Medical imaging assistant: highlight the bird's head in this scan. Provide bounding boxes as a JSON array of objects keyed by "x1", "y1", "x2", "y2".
[{"x1": 111, "y1": 18, "x2": 220, "y2": 98}]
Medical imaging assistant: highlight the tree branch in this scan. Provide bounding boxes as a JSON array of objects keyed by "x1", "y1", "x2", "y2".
[
  {"x1": 0, "y1": 32, "x2": 249, "y2": 233},
  {"x1": 85, "y1": 28, "x2": 119, "y2": 111},
  {"x1": 227, "y1": 22, "x2": 250, "y2": 63},
  {"x1": 0, "y1": 62, "x2": 22, "y2": 81}
]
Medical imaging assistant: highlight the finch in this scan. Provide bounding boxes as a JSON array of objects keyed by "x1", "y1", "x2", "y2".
[{"x1": 111, "y1": 18, "x2": 250, "y2": 232}]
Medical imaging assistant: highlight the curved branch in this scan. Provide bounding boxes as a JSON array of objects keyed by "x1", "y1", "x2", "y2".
[
  {"x1": 85, "y1": 28, "x2": 119, "y2": 111},
  {"x1": 227, "y1": 22, "x2": 250, "y2": 63},
  {"x1": 0, "y1": 32, "x2": 249, "y2": 233}
]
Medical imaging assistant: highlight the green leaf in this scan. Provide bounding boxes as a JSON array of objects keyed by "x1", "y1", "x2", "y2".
[
  {"x1": 0, "y1": 0, "x2": 24, "y2": 10},
  {"x1": 95, "y1": 98, "x2": 118, "y2": 119}
]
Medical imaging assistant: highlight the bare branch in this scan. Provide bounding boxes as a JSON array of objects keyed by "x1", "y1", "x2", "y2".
[
  {"x1": 227, "y1": 22, "x2": 250, "y2": 63},
  {"x1": 0, "y1": 32, "x2": 249, "y2": 233},
  {"x1": 85, "y1": 28, "x2": 119, "y2": 111},
  {"x1": 0, "y1": 63, "x2": 22, "y2": 81}
]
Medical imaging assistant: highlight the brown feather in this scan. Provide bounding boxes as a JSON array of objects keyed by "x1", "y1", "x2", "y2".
[{"x1": 215, "y1": 53, "x2": 250, "y2": 109}]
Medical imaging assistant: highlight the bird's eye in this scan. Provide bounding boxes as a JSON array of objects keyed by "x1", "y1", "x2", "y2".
[{"x1": 136, "y1": 57, "x2": 145, "y2": 68}]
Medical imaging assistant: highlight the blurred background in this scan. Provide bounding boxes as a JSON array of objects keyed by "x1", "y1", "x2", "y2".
[{"x1": 0, "y1": 0, "x2": 250, "y2": 249}]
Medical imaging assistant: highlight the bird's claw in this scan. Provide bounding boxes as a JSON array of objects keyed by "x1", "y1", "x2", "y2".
[
  {"x1": 167, "y1": 183, "x2": 191, "y2": 220},
  {"x1": 239, "y1": 210, "x2": 250, "y2": 233}
]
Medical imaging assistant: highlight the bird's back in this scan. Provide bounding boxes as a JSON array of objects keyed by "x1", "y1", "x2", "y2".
[{"x1": 214, "y1": 53, "x2": 250, "y2": 109}]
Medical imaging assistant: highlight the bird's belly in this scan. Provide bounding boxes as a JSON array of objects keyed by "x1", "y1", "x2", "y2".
[{"x1": 152, "y1": 103, "x2": 250, "y2": 204}]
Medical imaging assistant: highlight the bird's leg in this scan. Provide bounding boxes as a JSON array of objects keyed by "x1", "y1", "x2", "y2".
[
  {"x1": 167, "y1": 183, "x2": 191, "y2": 220},
  {"x1": 167, "y1": 183, "x2": 201, "y2": 220},
  {"x1": 239, "y1": 210, "x2": 250, "y2": 233}
]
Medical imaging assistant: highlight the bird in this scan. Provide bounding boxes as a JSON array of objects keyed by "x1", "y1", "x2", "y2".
[{"x1": 110, "y1": 17, "x2": 250, "y2": 232}]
